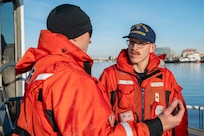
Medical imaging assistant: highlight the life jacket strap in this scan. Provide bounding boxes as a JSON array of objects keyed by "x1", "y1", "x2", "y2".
[{"x1": 14, "y1": 125, "x2": 30, "y2": 136}]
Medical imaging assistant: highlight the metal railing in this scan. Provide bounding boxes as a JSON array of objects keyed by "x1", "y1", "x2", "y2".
[{"x1": 187, "y1": 105, "x2": 204, "y2": 129}]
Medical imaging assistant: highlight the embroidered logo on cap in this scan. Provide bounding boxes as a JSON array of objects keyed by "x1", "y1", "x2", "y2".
[{"x1": 130, "y1": 23, "x2": 149, "y2": 36}]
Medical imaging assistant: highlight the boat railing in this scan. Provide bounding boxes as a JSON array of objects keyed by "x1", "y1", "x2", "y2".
[{"x1": 187, "y1": 105, "x2": 204, "y2": 129}]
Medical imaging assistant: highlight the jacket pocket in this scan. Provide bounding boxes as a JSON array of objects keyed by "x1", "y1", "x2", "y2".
[{"x1": 117, "y1": 84, "x2": 135, "y2": 109}]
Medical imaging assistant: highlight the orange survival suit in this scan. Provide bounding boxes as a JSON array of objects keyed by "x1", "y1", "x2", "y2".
[
  {"x1": 100, "y1": 49, "x2": 188, "y2": 136},
  {"x1": 12, "y1": 30, "x2": 165, "y2": 136}
]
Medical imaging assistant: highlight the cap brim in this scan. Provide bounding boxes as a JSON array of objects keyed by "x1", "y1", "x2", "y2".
[
  {"x1": 122, "y1": 34, "x2": 149, "y2": 42},
  {"x1": 122, "y1": 35, "x2": 129, "y2": 38}
]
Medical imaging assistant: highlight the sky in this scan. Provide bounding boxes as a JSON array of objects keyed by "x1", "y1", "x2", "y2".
[{"x1": 24, "y1": 0, "x2": 204, "y2": 58}]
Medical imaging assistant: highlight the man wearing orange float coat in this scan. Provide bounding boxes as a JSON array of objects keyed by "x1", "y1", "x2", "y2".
[{"x1": 100, "y1": 23, "x2": 188, "y2": 136}]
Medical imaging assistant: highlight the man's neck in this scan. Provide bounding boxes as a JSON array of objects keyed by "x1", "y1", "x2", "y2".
[{"x1": 132, "y1": 60, "x2": 149, "y2": 73}]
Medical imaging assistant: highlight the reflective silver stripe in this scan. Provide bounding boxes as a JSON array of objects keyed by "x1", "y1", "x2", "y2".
[
  {"x1": 118, "y1": 80, "x2": 134, "y2": 85},
  {"x1": 120, "y1": 122, "x2": 133, "y2": 136},
  {"x1": 159, "y1": 59, "x2": 165, "y2": 68},
  {"x1": 35, "y1": 73, "x2": 54, "y2": 81},
  {"x1": 150, "y1": 82, "x2": 164, "y2": 87}
]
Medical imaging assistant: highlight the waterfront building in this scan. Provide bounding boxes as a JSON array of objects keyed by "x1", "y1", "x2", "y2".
[
  {"x1": 180, "y1": 49, "x2": 200, "y2": 62},
  {"x1": 181, "y1": 48, "x2": 197, "y2": 58},
  {"x1": 155, "y1": 47, "x2": 175, "y2": 62}
]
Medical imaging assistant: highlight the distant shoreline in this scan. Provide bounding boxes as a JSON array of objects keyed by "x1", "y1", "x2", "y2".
[{"x1": 93, "y1": 59, "x2": 204, "y2": 63}]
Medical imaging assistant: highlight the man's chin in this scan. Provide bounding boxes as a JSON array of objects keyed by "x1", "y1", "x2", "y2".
[{"x1": 129, "y1": 58, "x2": 140, "y2": 64}]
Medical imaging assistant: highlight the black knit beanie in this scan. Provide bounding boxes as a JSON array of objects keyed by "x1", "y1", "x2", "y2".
[{"x1": 47, "y1": 4, "x2": 92, "y2": 39}]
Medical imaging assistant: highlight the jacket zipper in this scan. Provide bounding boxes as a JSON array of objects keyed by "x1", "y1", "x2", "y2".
[
  {"x1": 137, "y1": 69, "x2": 161, "y2": 121},
  {"x1": 141, "y1": 87, "x2": 145, "y2": 121}
]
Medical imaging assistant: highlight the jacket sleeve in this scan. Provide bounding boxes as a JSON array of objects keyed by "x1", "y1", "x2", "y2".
[
  {"x1": 173, "y1": 83, "x2": 188, "y2": 136},
  {"x1": 166, "y1": 70, "x2": 188, "y2": 136},
  {"x1": 100, "y1": 117, "x2": 164, "y2": 136}
]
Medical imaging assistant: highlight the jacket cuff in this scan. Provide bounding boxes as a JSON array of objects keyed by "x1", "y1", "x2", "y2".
[{"x1": 144, "y1": 117, "x2": 163, "y2": 136}]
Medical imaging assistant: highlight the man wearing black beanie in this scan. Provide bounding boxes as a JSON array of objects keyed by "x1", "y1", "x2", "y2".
[
  {"x1": 47, "y1": 4, "x2": 92, "y2": 39},
  {"x1": 13, "y1": 4, "x2": 185, "y2": 136}
]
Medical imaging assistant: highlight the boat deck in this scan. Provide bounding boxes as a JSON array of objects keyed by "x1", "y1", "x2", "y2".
[{"x1": 189, "y1": 128, "x2": 204, "y2": 136}]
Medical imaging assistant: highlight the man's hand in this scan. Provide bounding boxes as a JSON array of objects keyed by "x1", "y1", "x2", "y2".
[{"x1": 158, "y1": 98, "x2": 185, "y2": 131}]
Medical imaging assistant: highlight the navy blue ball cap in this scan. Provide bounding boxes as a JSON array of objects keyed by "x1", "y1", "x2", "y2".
[{"x1": 123, "y1": 23, "x2": 156, "y2": 43}]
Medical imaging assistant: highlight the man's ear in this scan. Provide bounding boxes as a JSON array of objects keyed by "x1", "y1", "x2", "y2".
[{"x1": 150, "y1": 43, "x2": 156, "y2": 53}]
